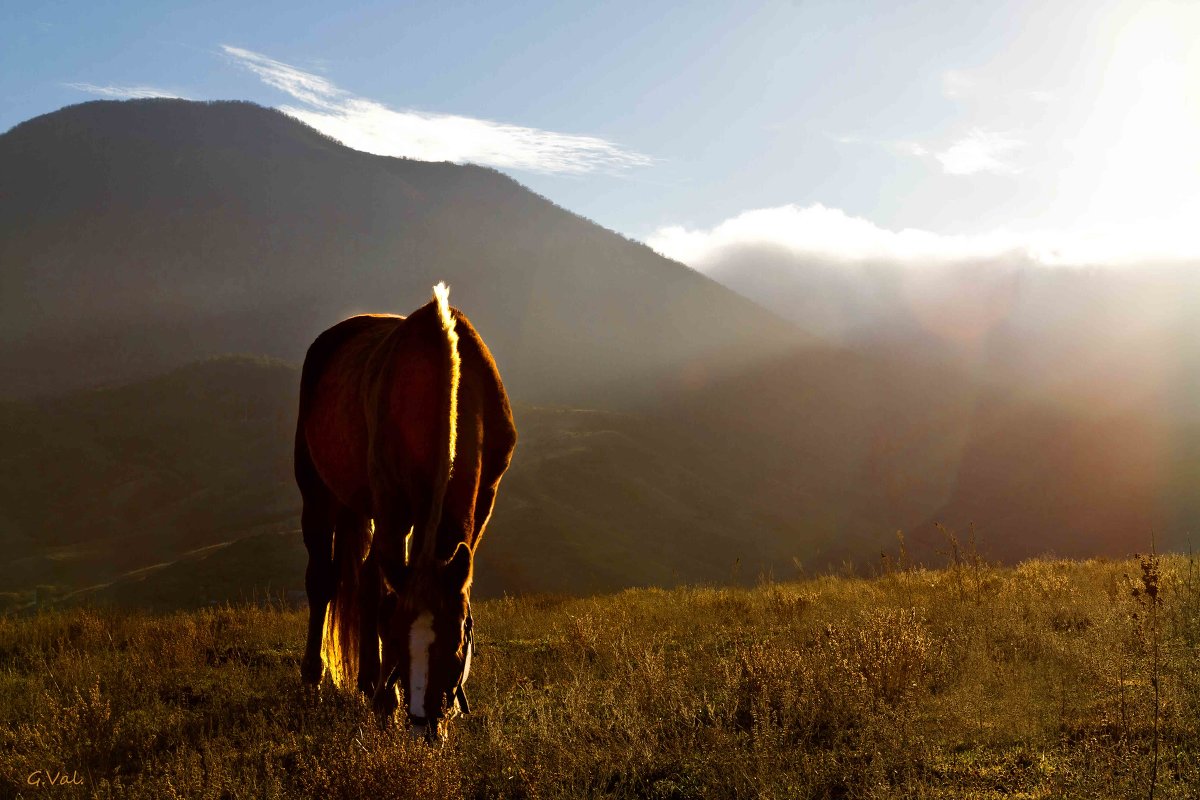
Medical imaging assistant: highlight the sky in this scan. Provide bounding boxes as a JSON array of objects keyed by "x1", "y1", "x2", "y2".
[{"x1": 4, "y1": 0, "x2": 1199, "y2": 269}]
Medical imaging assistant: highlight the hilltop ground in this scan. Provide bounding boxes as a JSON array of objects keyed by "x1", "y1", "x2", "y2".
[{"x1": 2, "y1": 554, "x2": 1198, "y2": 799}]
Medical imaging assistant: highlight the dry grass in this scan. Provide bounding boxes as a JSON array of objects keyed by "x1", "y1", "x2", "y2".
[{"x1": 2, "y1": 556, "x2": 1199, "y2": 798}]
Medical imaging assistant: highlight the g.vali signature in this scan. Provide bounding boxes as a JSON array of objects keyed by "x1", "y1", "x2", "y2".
[{"x1": 26, "y1": 769, "x2": 84, "y2": 788}]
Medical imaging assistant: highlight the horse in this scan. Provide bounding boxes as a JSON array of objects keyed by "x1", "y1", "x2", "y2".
[{"x1": 294, "y1": 283, "x2": 517, "y2": 741}]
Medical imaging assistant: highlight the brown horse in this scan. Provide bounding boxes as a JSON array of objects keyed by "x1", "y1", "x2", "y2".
[{"x1": 294, "y1": 283, "x2": 516, "y2": 741}]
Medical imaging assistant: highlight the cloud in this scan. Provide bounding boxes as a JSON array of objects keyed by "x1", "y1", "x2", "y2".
[
  {"x1": 220, "y1": 47, "x2": 341, "y2": 110},
  {"x1": 832, "y1": 134, "x2": 927, "y2": 158},
  {"x1": 941, "y1": 67, "x2": 1055, "y2": 107},
  {"x1": 833, "y1": 130, "x2": 1021, "y2": 176},
  {"x1": 221, "y1": 45, "x2": 651, "y2": 175},
  {"x1": 65, "y1": 83, "x2": 189, "y2": 100},
  {"x1": 649, "y1": 204, "x2": 1029, "y2": 268},
  {"x1": 934, "y1": 129, "x2": 1023, "y2": 175},
  {"x1": 647, "y1": 204, "x2": 1200, "y2": 350},
  {"x1": 647, "y1": 204, "x2": 1200, "y2": 271},
  {"x1": 891, "y1": 141, "x2": 928, "y2": 158}
]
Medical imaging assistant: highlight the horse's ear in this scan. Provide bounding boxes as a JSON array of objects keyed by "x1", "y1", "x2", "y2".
[{"x1": 443, "y1": 541, "x2": 473, "y2": 594}]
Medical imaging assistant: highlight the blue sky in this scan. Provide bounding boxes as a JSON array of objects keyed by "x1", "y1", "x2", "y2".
[{"x1": 4, "y1": 0, "x2": 1198, "y2": 268}]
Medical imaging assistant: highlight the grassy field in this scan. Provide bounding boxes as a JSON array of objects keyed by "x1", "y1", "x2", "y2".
[{"x1": 2, "y1": 554, "x2": 1199, "y2": 799}]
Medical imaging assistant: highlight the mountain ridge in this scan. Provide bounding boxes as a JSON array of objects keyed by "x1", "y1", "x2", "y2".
[{"x1": 0, "y1": 98, "x2": 802, "y2": 404}]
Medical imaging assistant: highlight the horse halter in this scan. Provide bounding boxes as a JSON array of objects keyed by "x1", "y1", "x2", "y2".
[{"x1": 382, "y1": 602, "x2": 474, "y2": 720}]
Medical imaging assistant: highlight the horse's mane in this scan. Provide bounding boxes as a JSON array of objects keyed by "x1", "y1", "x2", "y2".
[
  {"x1": 415, "y1": 282, "x2": 461, "y2": 568},
  {"x1": 433, "y1": 282, "x2": 459, "y2": 480}
]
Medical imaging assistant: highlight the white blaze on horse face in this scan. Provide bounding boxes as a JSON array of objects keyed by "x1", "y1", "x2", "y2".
[{"x1": 408, "y1": 612, "x2": 435, "y2": 718}]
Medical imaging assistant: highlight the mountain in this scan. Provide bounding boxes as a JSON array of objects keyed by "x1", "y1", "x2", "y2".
[
  {"x1": 666, "y1": 338, "x2": 1200, "y2": 566},
  {"x1": 0, "y1": 99, "x2": 801, "y2": 404},
  {"x1": 677, "y1": 244, "x2": 1200, "y2": 556}
]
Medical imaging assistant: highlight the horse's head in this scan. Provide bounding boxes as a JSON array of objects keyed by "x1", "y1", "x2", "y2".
[{"x1": 374, "y1": 541, "x2": 474, "y2": 743}]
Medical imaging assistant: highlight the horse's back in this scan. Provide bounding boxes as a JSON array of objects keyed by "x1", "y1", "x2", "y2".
[
  {"x1": 296, "y1": 303, "x2": 516, "y2": 547},
  {"x1": 297, "y1": 314, "x2": 404, "y2": 513},
  {"x1": 451, "y1": 308, "x2": 516, "y2": 464}
]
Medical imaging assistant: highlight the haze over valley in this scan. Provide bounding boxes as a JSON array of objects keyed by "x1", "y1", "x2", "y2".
[{"x1": 3, "y1": 96, "x2": 1199, "y2": 608}]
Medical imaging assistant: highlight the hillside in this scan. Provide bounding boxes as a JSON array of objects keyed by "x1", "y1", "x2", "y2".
[
  {"x1": 0, "y1": 357, "x2": 807, "y2": 609},
  {"x1": 6, "y1": 345, "x2": 1196, "y2": 612},
  {"x1": 2, "y1": 555, "x2": 1197, "y2": 798},
  {"x1": 667, "y1": 340, "x2": 1200, "y2": 565},
  {"x1": 0, "y1": 99, "x2": 801, "y2": 405},
  {"x1": 0, "y1": 357, "x2": 298, "y2": 600}
]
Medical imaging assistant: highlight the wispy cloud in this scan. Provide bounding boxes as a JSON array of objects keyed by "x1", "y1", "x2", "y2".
[
  {"x1": 836, "y1": 69, "x2": 1044, "y2": 177},
  {"x1": 941, "y1": 67, "x2": 1054, "y2": 107},
  {"x1": 220, "y1": 47, "x2": 340, "y2": 109},
  {"x1": 221, "y1": 45, "x2": 651, "y2": 175},
  {"x1": 833, "y1": 130, "x2": 1020, "y2": 176},
  {"x1": 891, "y1": 140, "x2": 928, "y2": 158},
  {"x1": 934, "y1": 129, "x2": 1023, "y2": 175},
  {"x1": 831, "y1": 134, "x2": 928, "y2": 159},
  {"x1": 65, "y1": 83, "x2": 189, "y2": 100}
]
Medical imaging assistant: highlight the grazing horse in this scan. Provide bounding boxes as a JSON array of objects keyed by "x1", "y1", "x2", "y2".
[{"x1": 294, "y1": 283, "x2": 516, "y2": 741}]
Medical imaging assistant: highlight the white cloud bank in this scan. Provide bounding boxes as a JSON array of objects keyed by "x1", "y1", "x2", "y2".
[
  {"x1": 221, "y1": 45, "x2": 651, "y2": 175},
  {"x1": 649, "y1": 205, "x2": 1200, "y2": 352},
  {"x1": 65, "y1": 83, "x2": 189, "y2": 100},
  {"x1": 648, "y1": 204, "x2": 1200, "y2": 271}
]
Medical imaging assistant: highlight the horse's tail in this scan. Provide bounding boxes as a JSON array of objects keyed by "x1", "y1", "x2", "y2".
[
  {"x1": 321, "y1": 509, "x2": 372, "y2": 689},
  {"x1": 415, "y1": 282, "x2": 460, "y2": 568}
]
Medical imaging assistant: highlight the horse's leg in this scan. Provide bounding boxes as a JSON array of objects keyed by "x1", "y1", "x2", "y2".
[
  {"x1": 300, "y1": 495, "x2": 336, "y2": 685},
  {"x1": 368, "y1": 498, "x2": 412, "y2": 720},
  {"x1": 297, "y1": 414, "x2": 339, "y2": 686}
]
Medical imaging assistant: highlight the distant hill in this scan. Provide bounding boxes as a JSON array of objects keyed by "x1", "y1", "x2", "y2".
[
  {"x1": 1, "y1": 357, "x2": 815, "y2": 608},
  {"x1": 0, "y1": 357, "x2": 298, "y2": 600},
  {"x1": 670, "y1": 339, "x2": 1200, "y2": 564},
  {"x1": 0, "y1": 99, "x2": 800, "y2": 404},
  {"x1": 669, "y1": 244, "x2": 1200, "y2": 561},
  {"x1": 6, "y1": 352, "x2": 1192, "y2": 612}
]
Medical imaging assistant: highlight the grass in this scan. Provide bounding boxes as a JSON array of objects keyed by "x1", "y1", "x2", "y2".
[{"x1": 2, "y1": 556, "x2": 1199, "y2": 798}]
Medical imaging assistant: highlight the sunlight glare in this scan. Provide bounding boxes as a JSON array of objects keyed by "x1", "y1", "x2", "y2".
[{"x1": 1060, "y1": 2, "x2": 1200, "y2": 257}]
